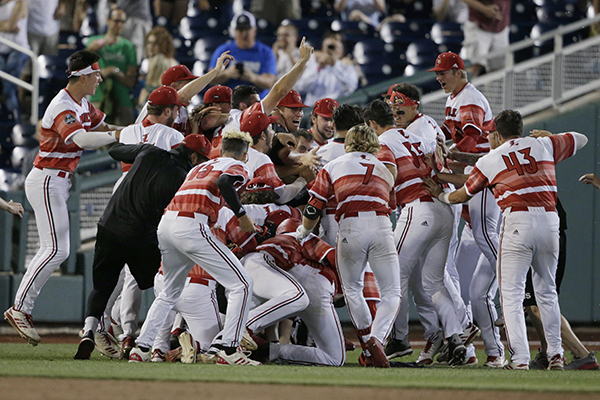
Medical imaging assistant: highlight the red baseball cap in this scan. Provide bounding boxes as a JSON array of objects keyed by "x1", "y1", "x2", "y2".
[
  {"x1": 147, "y1": 86, "x2": 186, "y2": 106},
  {"x1": 204, "y1": 85, "x2": 232, "y2": 104},
  {"x1": 389, "y1": 91, "x2": 419, "y2": 107},
  {"x1": 277, "y1": 90, "x2": 309, "y2": 108},
  {"x1": 240, "y1": 110, "x2": 279, "y2": 137},
  {"x1": 427, "y1": 52, "x2": 465, "y2": 72},
  {"x1": 161, "y1": 65, "x2": 199, "y2": 86},
  {"x1": 178, "y1": 134, "x2": 212, "y2": 156},
  {"x1": 382, "y1": 83, "x2": 399, "y2": 98},
  {"x1": 245, "y1": 176, "x2": 278, "y2": 193},
  {"x1": 312, "y1": 98, "x2": 339, "y2": 118}
]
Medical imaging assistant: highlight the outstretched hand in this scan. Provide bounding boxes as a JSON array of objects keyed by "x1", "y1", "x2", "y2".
[
  {"x1": 215, "y1": 51, "x2": 234, "y2": 73},
  {"x1": 298, "y1": 37, "x2": 314, "y2": 62},
  {"x1": 579, "y1": 173, "x2": 600, "y2": 189}
]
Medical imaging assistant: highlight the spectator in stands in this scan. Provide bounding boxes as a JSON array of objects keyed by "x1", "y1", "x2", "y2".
[
  {"x1": 251, "y1": 0, "x2": 301, "y2": 28},
  {"x1": 433, "y1": 0, "x2": 468, "y2": 24},
  {"x1": 272, "y1": 89, "x2": 309, "y2": 133},
  {"x1": 272, "y1": 21, "x2": 300, "y2": 80},
  {"x1": 25, "y1": 0, "x2": 60, "y2": 57},
  {"x1": 87, "y1": 8, "x2": 138, "y2": 125},
  {"x1": 334, "y1": 0, "x2": 386, "y2": 27},
  {"x1": 58, "y1": 0, "x2": 88, "y2": 34},
  {"x1": 295, "y1": 32, "x2": 359, "y2": 107},
  {"x1": 209, "y1": 11, "x2": 277, "y2": 99},
  {"x1": 138, "y1": 26, "x2": 178, "y2": 107},
  {"x1": 0, "y1": 0, "x2": 29, "y2": 120},
  {"x1": 154, "y1": 0, "x2": 187, "y2": 28},
  {"x1": 460, "y1": 0, "x2": 511, "y2": 77},
  {"x1": 115, "y1": 0, "x2": 153, "y2": 63}
]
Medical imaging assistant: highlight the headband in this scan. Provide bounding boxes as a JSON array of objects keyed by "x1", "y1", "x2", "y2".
[
  {"x1": 67, "y1": 62, "x2": 100, "y2": 78},
  {"x1": 390, "y1": 91, "x2": 419, "y2": 107}
]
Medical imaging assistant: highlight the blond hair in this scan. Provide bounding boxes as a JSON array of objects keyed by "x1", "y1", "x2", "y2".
[
  {"x1": 345, "y1": 125, "x2": 381, "y2": 155},
  {"x1": 223, "y1": 129, "x2": 253, "y2": 145}
]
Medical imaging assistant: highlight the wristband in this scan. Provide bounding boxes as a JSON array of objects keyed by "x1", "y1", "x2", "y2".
[
  {"x1": 295, "y1": 225, "x2": 311, "y2": 241},
  {"x1": 437, "y1": 192, "x2": 451, "y2": 204}
]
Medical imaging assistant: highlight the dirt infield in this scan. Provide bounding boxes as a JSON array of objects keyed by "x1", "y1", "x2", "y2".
[{"x1": 3, "y1": 377, "x2": 600, "y2": 400}]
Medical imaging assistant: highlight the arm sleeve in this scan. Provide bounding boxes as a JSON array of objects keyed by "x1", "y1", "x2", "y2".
[
  {"x1": 455, "y1": 125, "x2": 480, "y2": 153},
  {"x1": 71, "y1": 129, "x2": 118, "y2": 149},
  {"x1": 274, "y1": 177, "x2": 307, "y2": 204},
  {"x1": 108, "y1": 143, "x2": 155, "y2": 163},
  {"x1": 217, "y1": 174, "x2": 246, "y2": 218}
]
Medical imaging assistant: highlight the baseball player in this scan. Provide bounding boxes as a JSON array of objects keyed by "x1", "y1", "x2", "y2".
[
  {"x1": 297, "y1": 124, "x2": 400, "y2": 368},
  {"x1": 424, "y1": 110, "x2": 588, "y2": 370},
  {"x1": 308, "y1": 98, "x2": 339, "y2": 147},
  {"x1": 429, "y1": 51, "x2": 504, "y2": 365},
  {"x1": 250, "y1": 218, "x2": 345, "y2": 366},
  {"x1": 129, "y1": 130, "x2": 260, "y2": 366},
  {"x1": 272, "y1": 89, "x2": 310, "y2": 133},
  {"x1": 4, "y1": 50, "x2": 122, "y2": 346},
  {"x1": 364, "y1": 99, "x2": 466, "y2": 366},
  {"x1": 73, "y1": 132, "x2": 211, "y2": 360}
]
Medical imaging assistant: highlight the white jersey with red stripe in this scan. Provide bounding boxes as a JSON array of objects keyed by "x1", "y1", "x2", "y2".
[
  {"x1": 316, "y1": 138, "x2": 345, "y2": 167},
  {"x1": 34, "y1": 89, "x2": 106, "y2": 172},
  {"x1": 246, "y1": 147, "x2": 285, "y2": 188},
  {"x1": 407, "y1": 113, "x2": 445, "y2": 145},
  {"x1": 310, "y1": 152, "x2": 394, "y2": 222},
  {"x1": 377, "y1": 128, "x2": 436, "y2": 206},
  {"x1": 166, "y1": 157, "x2": 249, "y2": 226},
  {"x1": 118, "y1": 119, "x2": 184, "y2": 172},
  {"x1": 442, "y1": 82, "x2": 495, "y2": 154},
  {"x1": 212, "y1": 206, "x2": 258, "y2": 257},
  {"x1": 244, "y1": 203, "x2": 302, "y2": 227},
  {"x1": 137, "y1": 101, "x2": 191, "y2": 136},
  {"x1": 464, "y1": 133, "x2": 580, "y2": 211},
  {"x1": 256, "y1": 233, "x2": 335, "y2": 272}
]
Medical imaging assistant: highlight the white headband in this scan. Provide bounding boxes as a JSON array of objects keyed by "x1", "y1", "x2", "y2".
[{"x1": 67, "y1": 62, "x2": 100, "y2": 77}]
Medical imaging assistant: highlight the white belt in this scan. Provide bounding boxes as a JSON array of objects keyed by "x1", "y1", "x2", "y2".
[{"x1": 163, "y1": 210, "x2": 209, "y2": 224}]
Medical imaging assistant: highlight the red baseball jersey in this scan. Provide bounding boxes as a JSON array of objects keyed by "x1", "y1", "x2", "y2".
[
  {"x1": 310, "y1": 152, "x2": 394, "y2": 221},
  {"x1": 212, "y1": 206, "x2": 258, "y2": 257},
  {"x1": 257, "y1": 233, "x2": 334, "y2": 271},
  {"x1": 464, "y1": 133, "x2": 581, "y2": 211},
  {"x1": 166, "y1": 157, "x2": 249, "y2": 226},
  {"x1": 377, "y1": 128, "x2": 436, "y2": 206},
  {"x1": 442, "y1": 82, "x2": 495, "y2": 154},
  {"x1": 34, "y1": 89, "x2": 106, "y2": 172},
  {"x1": 246, "y1": 147, "x2": 285, "y2": 189}
]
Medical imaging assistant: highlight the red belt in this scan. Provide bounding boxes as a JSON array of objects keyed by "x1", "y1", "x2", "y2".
[
  {"x1": 35, "y1": 166, "x2": 73, "y2": 179},
  {"x1": 189, "y1": 277, "x2": 211, "y2": 286},
  {"x1": 510, "y1": 205, "x2": 556, "y2": 212},
  {"x1": 342, "y1": 211, "x2": 389, "y2": 218}
]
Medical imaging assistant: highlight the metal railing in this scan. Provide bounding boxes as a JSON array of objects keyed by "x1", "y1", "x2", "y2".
[{"x1": 421, "y1": 15, "x2": 600, "y2": 124}]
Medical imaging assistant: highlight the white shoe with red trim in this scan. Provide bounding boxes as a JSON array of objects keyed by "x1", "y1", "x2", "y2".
[
  {"x1": 94, "y1": 331, "x2": 122, "y2": 359},
  {"x1": 129, "y1": 347, "x2": 151, "y2": 363},
  {"x1": 4, "y1": 307, "x2": 41, "y2": 346},
  {"x1": 217, "y1": 348, "x2": 262, "y2": 366}
]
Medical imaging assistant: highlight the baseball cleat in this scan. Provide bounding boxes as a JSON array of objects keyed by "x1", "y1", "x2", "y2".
[
  {"x1": 529, "y1": 349, "x2": 549, "y2": 370},
  {"x1": 416, "y1": 333, "x2": 443, "y2": 365},
  {"x1": 460, "y1": 322, "x2": 481, "y2": 346},
  {"x1": 548, "y1": 354, "x2": 566, "y2": 370},
  {"x1": 151, "y1": 349, "x2": 166, "y2": 362},
  {"x1": 436, "y1": 343, "x2": 449, "y2": 363},
  {"x1": 241, "y1": 328, "x2": 258, "y2": 351},
  {"x1": 179, "y1": 331, "x2": 197, "y2": 364},
  {"x1": 503, "y1": 362, "x2": 529, "y2": 370},
  {"x1": 197, "y1": 352, "x2": 218, "y2": 364},
  {"x1": 447, "y1": 333, "x2": 466, "y2": 366},
  {"x1": 4, "y1": 307, "x2": 41, "y2": 346},
  {"x1": 565, "y1": 352, "x2": 600, "y2": 370},
  {"x1": 367, "y1": 337, "x2": 390, "y2": 368},
  {"x1": 94, "y1": 331, "x2": 122, "y2": 359},
  {"x1": 384, "y1": 336, "x2": 413, "y2": 360},
  {"x1": 129, "y1": 347, "x2": 151, "y2": 363},
  {"x1": 216, "y1": 348, "x2": 262, "y2": 366},
  {"x1": 358, "y1": 350, "x2": 372, "y2": 367},
  {"x1": 121, "y1": 336, "x2": 135, "y2": 360},
  {"x1": 483, "y1": 354, "x2": 507, "y2": 368},
  {"x1": 74, "y1": 330, "x2": 95, "y2": 360},
  {"x1": 460, "y1": 356, "x2": 479, "y2": 367}
]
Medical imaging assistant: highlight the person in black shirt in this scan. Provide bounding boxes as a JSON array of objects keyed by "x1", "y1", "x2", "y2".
[{"x1": 74, "y1": 134, "x2": 211, "y2": 360}]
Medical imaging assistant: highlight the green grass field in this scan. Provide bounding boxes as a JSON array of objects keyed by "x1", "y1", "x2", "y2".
[{"x1": 1, "y1": 343, "x2": 599, "y2": 393}]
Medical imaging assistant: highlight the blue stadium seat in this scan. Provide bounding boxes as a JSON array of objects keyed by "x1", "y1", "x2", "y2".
[
  {"x1": 38, "y1": 55, "x2": 68, "y2": 80},
  {"x1": 11, "y1": 124, "x2": 37, "y2": 146},
  {"x1": 379, "y1": 20, "x2": 433, "y2": 45},
  {"x1": 536, "y1": 2, "x2": 585, "y2": 25},
  {"x1": 405, "y1": 39, "x2": 442, "y2": 67},
  {"x1": 193, "y1": 36, "x2": 226, "y2": 62},
  {"x1": 431, "y1": 22, "x2": 464, "y2": 46},
  {"x1": 512, "y1": 0, "x2": 538, "y2": 23},
  {"x1": 330, "y1": 20, "x2": 376, "y2": 38},
  {"x1": 0, "y1": 103, "x2": 16, "y2": 124}
]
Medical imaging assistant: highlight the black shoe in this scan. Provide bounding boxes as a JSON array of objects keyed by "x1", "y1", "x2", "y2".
[
  {"x1": 529, "y1": 349, "x2": 549, "y2": 370},
  {"x1": 385, "y1": 336, "x2": 413, "y2": 360},
  {"x1": 74, "y1": 330, "x2": 94, "y2": 360},
  {"x1": 447, "y1": 333, "x2": 466, "y2": 366}
]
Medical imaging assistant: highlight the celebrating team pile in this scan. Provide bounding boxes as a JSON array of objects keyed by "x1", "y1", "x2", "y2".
[{"x1": 4, "y1": 39, "x2": 599, "y2": 370}]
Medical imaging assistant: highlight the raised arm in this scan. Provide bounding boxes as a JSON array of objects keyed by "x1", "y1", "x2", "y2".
[{"x1": 178, "y1": 51, "x2": 235, "y2": 104}]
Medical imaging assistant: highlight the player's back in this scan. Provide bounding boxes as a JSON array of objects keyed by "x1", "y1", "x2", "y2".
[
  {"x1": 316, "y1": 139, "x2": 346, "y2": 167},
  {"x1": 119, "y1": 122, "x2": 184, "y2": 173},
  {"x1": 466, "y1": 135, "x2": 577, "y2": 211},
  {"x1": 167, "y1": 157, "x2": 249, "y2": 225}
]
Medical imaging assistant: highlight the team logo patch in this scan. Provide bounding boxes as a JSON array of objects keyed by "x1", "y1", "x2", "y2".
[
  {"x1": 436, "y1": 56, "x2": 442, "y2": 65},
  {"x1": 64, "y1": 114, "x2": 76, "y2": 125}
]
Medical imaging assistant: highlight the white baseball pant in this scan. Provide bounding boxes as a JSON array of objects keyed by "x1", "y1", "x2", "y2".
[
  {"x1": 13, "y1": 168, "x2": 71, "y2": 314},
  {"x1": 395, "y1": 200, "x2": 462, "y2": 337},
  {"x1": 243, "y1": 252, "x2": 309, "y2": 334},
  {"x1": 336, "y1": 213, "x2": 401, "y2": 344},
  {"x1": 498, "y1": 208, "x2": 563, "y2": 365},
  {"x1": 269, "y1": 264, "x2": 345, "y2": 366},
  {"x1": 136, "y1": 212, "x2": 253, "y2": 349},
  {"x1": 152, "y1": 273, "x2": 221, "y2": 353}
]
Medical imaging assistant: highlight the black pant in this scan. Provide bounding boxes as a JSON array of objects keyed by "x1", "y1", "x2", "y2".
[{"x1": 86, "y1": 225, "x2": 161, "y2": 319}]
